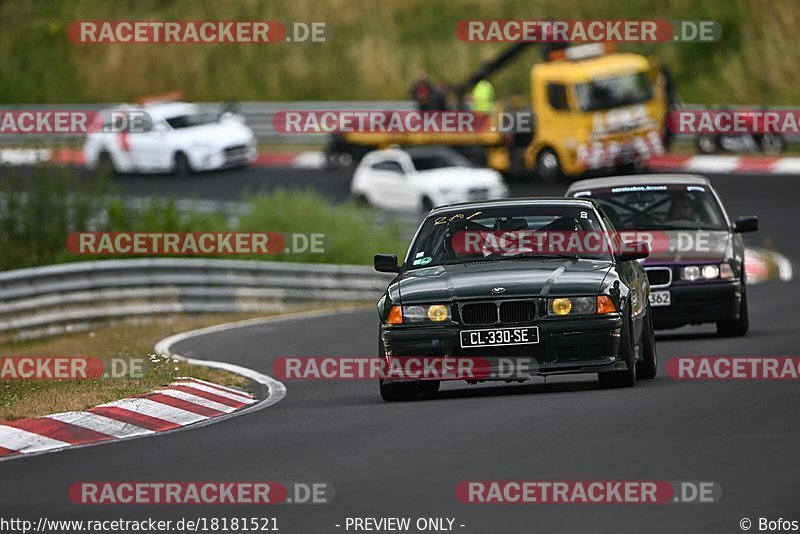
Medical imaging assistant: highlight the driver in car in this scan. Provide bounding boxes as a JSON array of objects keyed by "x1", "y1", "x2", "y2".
[{"x1": 667, "y1": 193, "x2": 701, "y2": 223}]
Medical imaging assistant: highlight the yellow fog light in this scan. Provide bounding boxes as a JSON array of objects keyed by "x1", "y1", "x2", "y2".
[
  {"x1": 551, "y1": 298, "x2": 572, "y2": 316},
  {"x1": 427, "y1": 305, "x2": 449, "y2": 322}
]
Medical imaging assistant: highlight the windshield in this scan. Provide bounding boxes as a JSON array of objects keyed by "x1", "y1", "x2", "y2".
[
  {"x1": 574, "y1": 185, "x2": 728, "y2": 231},
  {"x1": 409, "y1": 148, "x2": 475, "y2": 171},
  {"x1": 575, "y1": 72, "x2": 653, "y2": 111},
  {"x1": 164, "y1": 112, "x2": 218, "y2": 129},
  {"x1": 405, "y1": 205, "x2": 612, "y2": 270}
]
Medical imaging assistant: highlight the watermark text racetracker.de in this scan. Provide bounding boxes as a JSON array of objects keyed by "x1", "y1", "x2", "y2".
[
  {"x1": 0, "y1": 356, "x2": 149, "y2": 380},
  {"x1": 273, "y1": 110, "x2": 535, "y2": 135},
  {"x1": 457, "y1": 480, "x2": 721, "y2": 504},
  {"x1": 455, "y1": 19, "x2": 721, "y2": 43},
  {"x1": 69, "y1": 481, "x2": 333, "y2": 505},
  {"x1": 669, "y1": 110, "x2": 800, "y2": 135},
  {"x1": 67, "y1": 232, "x2": 326, "y2": 255},
  {"x1": 68, "y1": 20, "x2": 330, "y2": 44},
  {"x1": 0, "y1": 110, "x2": 149, "y2": 135},
  {"x1": 667, "y1": 357, "x2": 800, "y2": 380}
]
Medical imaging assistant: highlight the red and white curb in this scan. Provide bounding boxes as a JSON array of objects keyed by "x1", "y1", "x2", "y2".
[
  {"x1": 7, "y1": 148, "x2": 800, "y2": 174},
  {"x1": 0, "y1": 148, "x2": 326, "y2": 169},
  {"x1": 0, "y1": 314, "x2": 297, "y2": 462},
  {"x1": 0, "y1": 378, "x2": 254, "y2": 459},
  {"x1": 648, "y1": 154, "x2": 800, "y2": 175}
]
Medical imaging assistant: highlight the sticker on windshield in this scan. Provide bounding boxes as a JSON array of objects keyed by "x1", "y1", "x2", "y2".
[
  {"x1": 434, "y1": 211, "x2": 483, "y2": 225},
  {"x1": 413, "y1": 256, "x2": 432, "y2": 266},
  {"x1": 580, "y1": 211, "x2": 588, "y2": 219},
  {"x1": 415, "y1": 251, "x2": 425, "y2": 258}
]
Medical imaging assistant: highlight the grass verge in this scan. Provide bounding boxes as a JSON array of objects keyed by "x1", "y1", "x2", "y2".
[{"x1": 0, "y1": 306, "x2": 349, "y2": 422}]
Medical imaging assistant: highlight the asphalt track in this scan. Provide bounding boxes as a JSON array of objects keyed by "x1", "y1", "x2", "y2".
[{"x1": 0, "y1": 166, "x2": 798, "y2": 533}]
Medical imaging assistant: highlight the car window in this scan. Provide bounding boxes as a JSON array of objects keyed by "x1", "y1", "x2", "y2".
[
  {"x1": 371, "y1": 160, "x2": 404, "y2": 173},
  {"x1": 547, "y1": 83, "x2": 570, "y2": 111},
  {"x1": 581, "y1": 185, "x2": 727, "y2": 231},
  {"x1": 575, "y1": 72, "x2": 653, "y2": 111},
  {"x1": 406, "y1": 205, "x2": 612, "y2": 269},
  {"x1": 164, "y1": 112, "x2": 218, "y2": 129},
  {"x1": 410, "y1": 150, "x2": 474, "y2": 171}
]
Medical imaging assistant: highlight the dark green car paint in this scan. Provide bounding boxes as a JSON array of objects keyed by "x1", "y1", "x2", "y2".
[{"x1": 375, "y1": 198, "x2": 651, "y2": 387}]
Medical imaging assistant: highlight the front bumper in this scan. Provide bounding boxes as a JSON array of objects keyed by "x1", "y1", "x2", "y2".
[
  {"x1": 192, "y1": 145, "x2": 258, "y2": 171},
  {"x1": 381, "y1": 315, "x2": 624, "y2": 383},
  {"x1": 651, "y1": 280, "x2": 742, "y2": 329}
]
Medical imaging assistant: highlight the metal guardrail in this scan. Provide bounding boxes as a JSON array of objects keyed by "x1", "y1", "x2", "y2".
[
  {"x1": 0, "y1": 258, "x2": 393, "y2": 337},
  {"x1": 0, "y1": 101, "x2": 414, "y2": 145},
  {"x1": 0, "y1": 100, "x2": 794, "y2": 146}
]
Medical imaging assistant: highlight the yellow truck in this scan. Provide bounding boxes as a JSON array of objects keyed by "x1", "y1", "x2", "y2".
[{"x1": 325, "y1": 43, "x2": 670, "y2": 181}]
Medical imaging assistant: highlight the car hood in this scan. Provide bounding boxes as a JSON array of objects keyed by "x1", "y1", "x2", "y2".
[
  {"x1": 397, "y1": 259, "x2": 612, "y2": 303},
  {"x1": 413, "y1": 168, "x2": 502, "y2": 189},
  {"x1": 641, "y1": 230, "x2": 730, "y2": 265}
]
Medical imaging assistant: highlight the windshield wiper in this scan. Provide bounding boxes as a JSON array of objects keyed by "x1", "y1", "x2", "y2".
[{"x1": 494, "y1": 252, "x2": 580, "y2": 260}]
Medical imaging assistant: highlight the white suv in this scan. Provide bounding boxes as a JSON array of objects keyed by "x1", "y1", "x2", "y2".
[
  {"x1": 351, "y1": 146, "x2": 508, "y2": 212},
  {"x1": 84, "y1": 101, "x2": 257, "y2": 175}
]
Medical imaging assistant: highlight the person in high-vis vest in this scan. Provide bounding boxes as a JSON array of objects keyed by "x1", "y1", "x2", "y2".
[{"x1": 470, "y1": 78, "x2": 495, "y2": 112}]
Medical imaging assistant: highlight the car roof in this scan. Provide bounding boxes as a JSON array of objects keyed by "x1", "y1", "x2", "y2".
[
  {"x1": 364, "y1": 145, "x2": 456, "y2": 159},
  {"x1": 567, "y1": 174, "x2": 711, "y2": 193},
  {"x1": 429, "y1": 197, "x2": 597, "y2": 214}
]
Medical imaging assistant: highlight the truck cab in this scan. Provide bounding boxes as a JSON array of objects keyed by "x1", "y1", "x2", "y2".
[{"x1": 527, "y1": 44, "x2": 667, "y2": 180}]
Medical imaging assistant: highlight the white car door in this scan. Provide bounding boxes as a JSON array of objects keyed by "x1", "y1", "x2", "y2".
[
  {"x1": 126, "y1": 119, "x2": 172, "y2": 171},
  {"x1": 365, "y1": 158, "x2": 416, "y2": 210}
]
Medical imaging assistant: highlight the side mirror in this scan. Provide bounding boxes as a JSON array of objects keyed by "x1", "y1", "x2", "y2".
[
  {"x1": 374, "y1": 254, "x2": 400, "y2": 273},
  {"x1": 734, "y1": 215, "x2": 758, "y2": 233},
  {"x1": 617, "y1": 241, "x2": 650, "y2": 262}
]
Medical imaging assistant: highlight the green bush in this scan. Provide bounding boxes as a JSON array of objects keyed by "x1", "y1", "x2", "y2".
[{"x1": 0, "y1": 170, "x2": 409, "y2": 270}]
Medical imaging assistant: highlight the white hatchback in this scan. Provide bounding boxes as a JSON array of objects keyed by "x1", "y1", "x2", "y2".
[
  {"x1": 83, "y1": 101, "x2": 257, "y2": 175},
  {"x1": 351, "y1": 147, "x2": 508, "y2": 212}
]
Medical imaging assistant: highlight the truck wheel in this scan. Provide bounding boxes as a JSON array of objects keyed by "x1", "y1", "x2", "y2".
[
  {"x1": 535, "y1": 148, "x2": 563, "y2": 182},
  {"x1": 599, "y1": 307, "x2": 636, "y2": 388},
  {"x1": 758, "y1": 134, "x2": 785, "y2": 155},
  {"x1": 696, "y1": 134, "x2": 719, "y2": 154},
  {"x1": 636, "y1": 305, "x2": 658, "y2": 380},
  {"x1": 717, "y1": 285, "x2": 749, "y2": 337}
]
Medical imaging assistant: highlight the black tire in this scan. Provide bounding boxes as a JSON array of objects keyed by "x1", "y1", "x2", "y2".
[
  {"x1": 173, "y1": 152, "x2": 192, "y2": 177},
  {"x1": 420, "y1": 196, "x2": 435, "y2": 213},
  {"x1": 534, "y1": 148, "x2": 564, "y2": 182},
  {"x1": 378, "y1": 332, "x2": 418, "y2": 402},
  {"x1": 325, "y1": 149, "x2": 353, "y2": 170},
  {"x1": 636, "y1": 304, "x2": 658, "y2": 380},
  {"x1": 96, "y1": 151, "x2": 117, "y2": 176},
  {"x1": 717, "y1": 285, "x2": 749, "y2": 337},
  {"x1": 418, "y1": 381, "x2": 440, "y2": 394},
  {"x1": 758, "y1": 133, "x2": 785, "y2": 155},
  {"x1": 352, "y1": 194, "x2": 369, "y2": 207},
  {"x1": 379, "y1": 380, "x2": 418, "y2": 402},
  {"x1": 696, "y1": 134, "x2": 719, "y2": 154},
  {"x1": 599, "y1": 307, "x2": 636, "y2": 388}
]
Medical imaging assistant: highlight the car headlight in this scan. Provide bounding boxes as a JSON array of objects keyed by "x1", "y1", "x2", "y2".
[
  {"x1": 388, "y1": 304, "x2": 452, "y2": 324},
  {"x1": 681, "y1": 264, "x2": 733, "y2": 281},
  {"x1": 547, "y1": 296, "x2": 617, "y2": 316}
]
